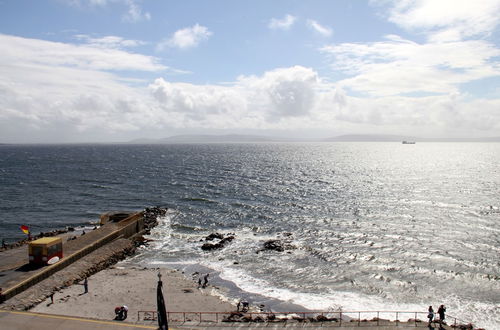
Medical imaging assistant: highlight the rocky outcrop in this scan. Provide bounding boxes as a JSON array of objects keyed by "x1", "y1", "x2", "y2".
[
  {"x1": 201, "y1": 233, "x2": 235, "y2": 251},
  {"x1": 257, "y1": 233, "x2": 296, "y2": 253},
  {"x1": 142, "y1": 206, "x2": 167, "y2": 234}
]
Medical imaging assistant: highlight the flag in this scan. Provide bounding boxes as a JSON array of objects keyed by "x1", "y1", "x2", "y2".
[
  {"x1": 20, "y1": 225, "x2": 29, "y2": 234},
  {"x1": 157, "y1": 277, "x2": 169, "y2": 330}
]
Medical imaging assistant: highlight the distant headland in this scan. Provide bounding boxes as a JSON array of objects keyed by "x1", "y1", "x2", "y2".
[{"x1": 126, "y1": 134, "x2": 500, "y2": 144}]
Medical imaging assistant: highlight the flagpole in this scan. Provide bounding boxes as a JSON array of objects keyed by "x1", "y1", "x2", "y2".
[{"x1": 157, "y1": 272, "x2": 169, "y2": 330}]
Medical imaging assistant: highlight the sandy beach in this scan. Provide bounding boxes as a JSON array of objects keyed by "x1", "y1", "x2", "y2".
[{"x1": 31, "y1": 266, "x2": 236, "y2": 323}]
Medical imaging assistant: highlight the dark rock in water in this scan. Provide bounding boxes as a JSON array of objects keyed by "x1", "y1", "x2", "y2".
[
  {"x1": 205, "y1": 232, "x2": 224, "y2": 241},
  {"x1": 263, "y1": 240, "x2": 285, "y2": 252},
  {"x1": 259, "y1": 239, "x2": 296, "y2": 253},
  {"x1": 201, "y1": 235, "x2": 235, "y2": 251}
]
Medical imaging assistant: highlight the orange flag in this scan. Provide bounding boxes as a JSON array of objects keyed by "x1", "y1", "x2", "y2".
[{"x1": 20, "y1": 225, "x2": 29, "y2": 234}]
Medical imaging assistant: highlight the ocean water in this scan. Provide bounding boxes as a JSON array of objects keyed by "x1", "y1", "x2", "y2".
[{"x1": 1, "y1": 143, "x2": 499, "y2": 328}]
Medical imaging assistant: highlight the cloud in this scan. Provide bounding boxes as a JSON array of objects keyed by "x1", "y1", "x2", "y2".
[
  {"x1": 1, "y1": 34, "x2": 499, "y2": 142},
  {"x1": 157, "y1": 24, "x2": 212, "y2": 51},
  {"x1": 150, "y1": 66, "x2": 320, "y2": 123},
  {"x1": 307, "y1": 19, "x2": 333, "y2": 37},
  {"x1": 321, "y1": 35, "x2": 500, "y2": 96},
  {"x1": 379, "y1": 0, "x2": 500, "y2": 42},
  {"x1": 122, "y1": 0, "x2": 151, "y2": 22},
  {"x1": 1, "y1": 34, "x2": 164, "y2": 72},
  {"x1": 74, "y1": 34, "x2": 146, "y2": 48},
  {"x1": 268, "y1": 14, "x2": 297, "y2": 30},
  {"x1": 0, "y1": 34, "x2": 169, "y2": 142},
  {"x1": 61, "y1": 0, "x2": 151, "y2": 22}
]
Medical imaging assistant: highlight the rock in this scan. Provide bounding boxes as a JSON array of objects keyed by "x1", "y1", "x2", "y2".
[
  {"x1": 205, "y1": 233, "x2": 224, "y2": 241},
  {"x1": 258, "y1": 239, "x2": 296, "y2": 253},
  {"x1": 263, "y1": 240, "x2": 285, "y2": 252},
  {"x1": 201, "y1": 234, "x2": 235, "y2": 251}
]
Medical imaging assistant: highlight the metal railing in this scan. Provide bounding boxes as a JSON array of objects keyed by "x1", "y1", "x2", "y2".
[{"x1": 137, "y1": 310, "x2": 476, "y2": 328}]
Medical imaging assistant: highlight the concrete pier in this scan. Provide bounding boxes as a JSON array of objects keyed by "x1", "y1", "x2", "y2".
[{"x1": 0, "y1": 211, "x2": 147, "y2": 304}]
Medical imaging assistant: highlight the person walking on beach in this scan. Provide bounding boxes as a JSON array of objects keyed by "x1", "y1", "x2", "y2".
[
  {"x1": 427, "y1": 306, "x2": 434, "y2": 325},
  {"x1": 202, "y1": 273, "x2": 209, "y2": 288},
  {"x1": 83, "y1": 277, "x2": 88, "y2": 294},
  {"x1": 437, "y1": 305, "x2": 446, "y2": 326}
]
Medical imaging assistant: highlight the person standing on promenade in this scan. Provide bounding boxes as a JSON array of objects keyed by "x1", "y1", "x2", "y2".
[
  {"x1": 437, "y1": 304, "x2": 446, "y2": 327},
  {"x1": 83, "y1": 278, "x2": 88, "y2": 294},
  {"x1": 428, "y1": 306, "x2": 434, "y2": 325},
  {"x1": 203, "y1": 273, "x2": 209, "y2": 288}
]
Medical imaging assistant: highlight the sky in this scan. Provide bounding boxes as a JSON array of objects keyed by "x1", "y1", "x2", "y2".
[{"x1": 1, "y1": 0, "x2": 500, "y2": 143}]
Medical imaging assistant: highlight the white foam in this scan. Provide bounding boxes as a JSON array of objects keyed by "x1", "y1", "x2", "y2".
[{"x1": 203, "y1": 261, "x2": 423, "y2": 314}]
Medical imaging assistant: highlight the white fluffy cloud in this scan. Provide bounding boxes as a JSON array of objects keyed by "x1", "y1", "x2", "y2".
[
  {"x1": 157, "y1": 24, "x2": 212, "y2": 51},
  {"x1": 268, "y1": 14, "x2": 297, "y2": 30},
  {"x1": 318, "y1": 1, "x2": 500, "y2": 99},
  {"x1": 307, "y1": 19, "x2": 333, "y2": 37},
  {"x1": 1, "y1": 33, "x2": 499, "y2": 143},
  {"x1": 379, "y1": 0, "x2": 500, "y2": 42},
  {"x1": 321, "y1": 35, "x2": 500, "y2": 96},
  {"x1": 149, "y1": 66, "x2": 320, "y2": 127}
]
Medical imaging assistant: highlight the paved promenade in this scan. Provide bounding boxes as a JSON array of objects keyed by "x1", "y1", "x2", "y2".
[
  {"x1": 0, "y1": 309, "x2": 457, "y2": 330},
  {"x1": 0, "y1": 309, "x2": 156, "y2": 330}
]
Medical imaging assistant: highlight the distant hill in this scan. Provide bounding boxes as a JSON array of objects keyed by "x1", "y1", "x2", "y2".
[
  {"x1": 323, "y1": 134, "x2": 418, "y2": 142},
  {"x1": 127, "y1": 134, "x2": 500, "y2": 144},
  {"x1": 324, "y1": 134, "x2": 500, "y2": 142},
  {"x1": 127, "y1": 134, "x2": 297, "y2": 144}
]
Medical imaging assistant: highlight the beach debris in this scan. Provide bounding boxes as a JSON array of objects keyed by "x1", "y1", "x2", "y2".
[{"x1": 201, "y1": 233, "x2": 235, "y2": 251}]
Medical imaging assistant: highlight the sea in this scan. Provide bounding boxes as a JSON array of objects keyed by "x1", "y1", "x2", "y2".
[{"x1": 1, "y1": 143, "x2": 499, "y2": 328}]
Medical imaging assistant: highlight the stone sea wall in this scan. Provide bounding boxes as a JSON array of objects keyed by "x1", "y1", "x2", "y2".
[{"x1": 0, "y1": 206, "x2": 167, "y2": 310}]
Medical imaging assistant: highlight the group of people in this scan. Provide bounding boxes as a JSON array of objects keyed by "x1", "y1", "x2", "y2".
[
  {"x1": 114, "y1": 305, "x2": 129, "y2": 320},
  {"x1": 428, "y1": 304, "x2": 446, "y2": 327}
]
